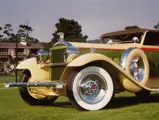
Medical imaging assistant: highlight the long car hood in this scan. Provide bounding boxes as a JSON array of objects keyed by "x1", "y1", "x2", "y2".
[{"x1": 70, "y1": 42, "x2": 141, "y2": 50}]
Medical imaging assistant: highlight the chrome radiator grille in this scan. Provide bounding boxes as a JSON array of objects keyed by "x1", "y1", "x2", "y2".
[
  {"x1": 50, "y1": 48, "x2": 66, "y2": 63},
  {"x1": 50, "y1": 46, "x2": 67, "y2": 80}
]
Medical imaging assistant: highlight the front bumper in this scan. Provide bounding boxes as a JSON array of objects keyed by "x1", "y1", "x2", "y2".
[{"x1": 4, "y1": 81, "x2": 65, "y2": 89}]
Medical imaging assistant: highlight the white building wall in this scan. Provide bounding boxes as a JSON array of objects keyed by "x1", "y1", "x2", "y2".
[
  {"x1": 8, "y1": 49, "x2": 15, "y2": 56},
  {"x1": 24, "y1": 48, "x2": 30, "y2": 56}
]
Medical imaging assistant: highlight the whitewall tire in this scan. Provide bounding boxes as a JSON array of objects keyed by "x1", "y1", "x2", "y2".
[
  {"x1": 121, "y1": 48, "x2": 149, "y2": 85},
  {"x1": 67, "y1": 66, "x2": 114, "y2": 111}
]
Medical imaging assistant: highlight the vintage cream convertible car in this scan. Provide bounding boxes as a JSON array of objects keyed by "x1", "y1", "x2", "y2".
[{"x1": 5, "y1": 28, "x2": 159, "y2": 111}]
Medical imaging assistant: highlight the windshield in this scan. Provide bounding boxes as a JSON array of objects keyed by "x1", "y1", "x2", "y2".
[{"x1": 102, "y1": 32, "x2": 143, "y2": 44}]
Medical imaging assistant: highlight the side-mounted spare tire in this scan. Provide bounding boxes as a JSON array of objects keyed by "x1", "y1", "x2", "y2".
[
  {"x1": 121, "y1": 47, "x2": 149, "y2": 85},
  {"x1": 120, "y1": 47, "x2": 150, "y2": 97}
]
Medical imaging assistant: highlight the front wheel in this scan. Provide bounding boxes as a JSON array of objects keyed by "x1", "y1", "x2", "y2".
[
  {"x1": 19, "y1": 72, "x2": 58, "y2": 106},
  {"x1": 67, "y1": 66, "x2": 114, "y2": 111}
]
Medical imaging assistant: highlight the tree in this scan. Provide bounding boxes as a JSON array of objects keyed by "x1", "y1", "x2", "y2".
[
  {"x1": 3, "y1": 24, "x2": 13, "y2": 36},
  {"x1": 51, "y1": 18, "x2": 88, "y2": 45},
  {"x1": 0, "y1": 26, "x2": 3, "y2": 41},
  {"x1": 17, "y1": 24, "x2": 39, "y2": 43},
  {"x1": 154, "y1": 22, "x2": 159, "y2": 30},
  {"x1": 0, "y1": 24, "x2": 39, "y2": 43},
  {"x1": 40, "y1": 41, "x2": 52, "y2": 51},
  {"x1": 3, "y1": 24, "x2": 16, "y2": 42},
  {"x1": 18, "y1": 24, "x2": 33, "y2": 37},
  {"x1": 17, "y1": 24, "x2": 33, "y2": 42}
]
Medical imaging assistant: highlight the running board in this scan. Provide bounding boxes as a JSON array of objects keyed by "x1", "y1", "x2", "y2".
[
  {"x1": 148, "y1": 88, "x2": 159, "y2": 91},
  {"x1": 4, "y1": 81, "x2": 64, "y2": 89}
]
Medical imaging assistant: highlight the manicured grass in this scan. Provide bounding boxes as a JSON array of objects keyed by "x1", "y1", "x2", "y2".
[
  {"x1": 0, "y1": 75, "x2": 159, "y2": 120},
  {"x1": 0, "y1": 74, "x2": 16, "y2": 83}
]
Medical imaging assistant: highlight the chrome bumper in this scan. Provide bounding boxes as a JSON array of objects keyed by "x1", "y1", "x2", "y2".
[{"x1": 4, "y1": 81, "x2": 64, "y2": 89}]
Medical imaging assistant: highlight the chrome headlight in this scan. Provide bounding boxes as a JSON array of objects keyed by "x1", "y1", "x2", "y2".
[
  {"x1": 53, "y1": 41, "x2": 80, "y2": 63},
  {"x1": 64, "y1": 47, "x2": 80, "y2": 63},
  {"x1": 37, "y1": 49, "x2": 50, "y2": 63}
]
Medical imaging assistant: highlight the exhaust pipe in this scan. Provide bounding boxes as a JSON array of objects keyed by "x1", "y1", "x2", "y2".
[{"x1": 4, "y1": 81, "x2": 64, "y2": 89}]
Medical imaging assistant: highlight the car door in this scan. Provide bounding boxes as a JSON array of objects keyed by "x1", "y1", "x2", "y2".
[{"x1": 142, "y1": 31, "x2": 159, "y2": 77}]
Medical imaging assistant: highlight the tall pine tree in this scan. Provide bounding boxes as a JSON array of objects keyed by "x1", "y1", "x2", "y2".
[{"x1": 51, "y1": 18, "x2": 88, "y2": 45}]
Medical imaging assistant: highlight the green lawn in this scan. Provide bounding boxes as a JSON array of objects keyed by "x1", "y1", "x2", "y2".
[
  {"x1": 0, "y1": 74, "x2": 15, "y2": 83},
  {"x1": 0, "y1": 75, "x2": 159, "y2": 120}
]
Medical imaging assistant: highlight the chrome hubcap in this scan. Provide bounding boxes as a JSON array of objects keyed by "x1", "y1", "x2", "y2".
[
  {"x1": 79, "y1": 73, "x2": 107, "y2": 104},
  {"x1": 80, "y1": 80, "x2": 99, "y2": 96},
  {"x1": 130, "y1": 57, "x2": 144, "y2": 81}
]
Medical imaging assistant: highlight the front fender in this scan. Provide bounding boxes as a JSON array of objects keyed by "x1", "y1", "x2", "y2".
[
  {"x1": 68, "y1": 53, "x2": 112, "y2": 67},
  {"x1": 16, "y1": 58, "x2": 50, "y2": 82},
  {"x1": 16, "y1": 58, "x2": 37, "y2": 70},
  {"x1": 62, "y1": 53, "x2": 152, "y2": 92}
]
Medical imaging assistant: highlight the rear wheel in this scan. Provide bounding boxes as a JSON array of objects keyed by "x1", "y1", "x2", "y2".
[
  {"x1": 67, "y1": 66, "x2": 114, "y2": 111},
  {"x1": 19, "y1": 71, "x2": 58, "y2": 105},
  {"x1": 135, "y1": 89, "x2": 151, "y2": 99}
]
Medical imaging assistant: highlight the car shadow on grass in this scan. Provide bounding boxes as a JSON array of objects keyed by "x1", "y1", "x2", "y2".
[
  {"x1": 53, "y1": 102, "x2": 73, "y2": 108},
  {"x1": 44, "y1": 93, "x2": 159, "y2": 110},
  {"x1": 105, "y1": 93, "x2": 159, "y2": 109}
]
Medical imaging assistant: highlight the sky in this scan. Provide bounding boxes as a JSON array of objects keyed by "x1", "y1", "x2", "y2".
[{"x1": 0, "y1": 0, "x2": 159, "y2": 42}]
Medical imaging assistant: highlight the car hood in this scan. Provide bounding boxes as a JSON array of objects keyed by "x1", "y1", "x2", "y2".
[{"x1": 70, "y1": 42, "x2": 141, "y2": 50}]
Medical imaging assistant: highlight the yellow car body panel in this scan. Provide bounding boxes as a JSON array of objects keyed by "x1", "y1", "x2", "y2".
[
  {"x1": 61, "y1": 53, "x2": 153, "y2": 93},
  {"x1": 16, "y1": 58, "x2": 58, "y2": 98},
  {"x1": 16, "y1": 58, "x2": 50, "y2": 81}
]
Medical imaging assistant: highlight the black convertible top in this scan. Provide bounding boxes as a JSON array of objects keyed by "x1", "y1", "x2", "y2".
[{"x1": 100, "y1": 28, "x2": 159, "y2": 39}]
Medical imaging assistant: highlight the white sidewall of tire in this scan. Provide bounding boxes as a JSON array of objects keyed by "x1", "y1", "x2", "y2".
[
  {"x1": 72, "y1": 66, "x2": 114, "y2": 111},
  {"x1": 125, "y1": 49, "x2": 149, "y2": 85}
]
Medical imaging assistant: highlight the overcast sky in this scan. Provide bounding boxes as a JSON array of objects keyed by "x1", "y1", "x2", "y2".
[{"x1": 0, "y1": 0, "x2": 159, "y2": 42}]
